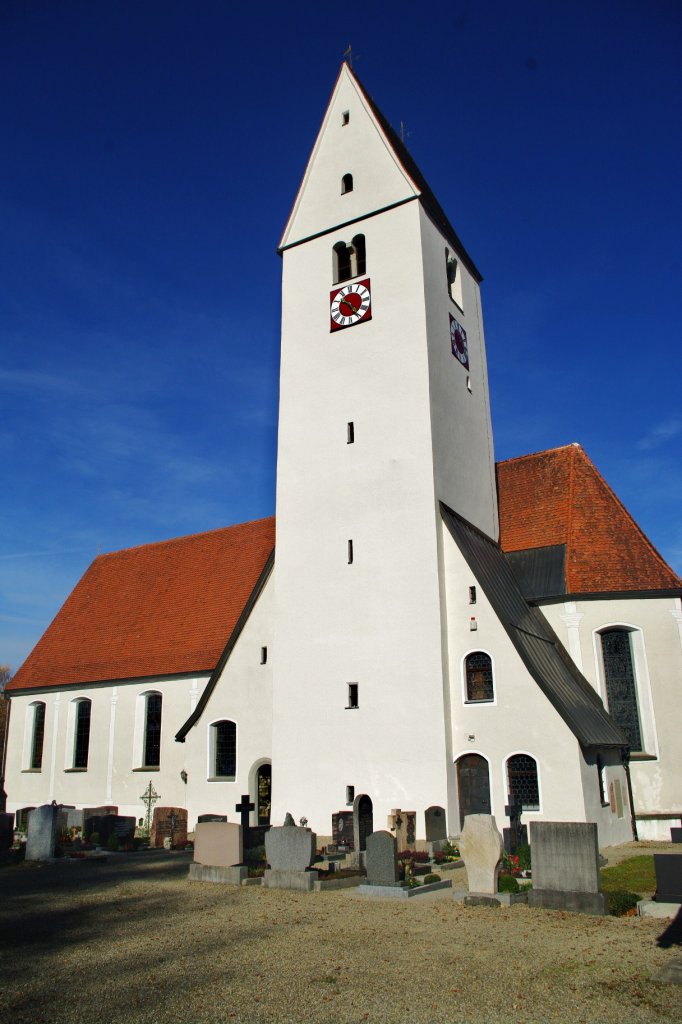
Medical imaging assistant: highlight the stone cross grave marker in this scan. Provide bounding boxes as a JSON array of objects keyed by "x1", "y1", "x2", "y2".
[
  {"x1": 459, "y1": 814, "x2": 504, "y2": 894},
  {"x1": 387, "y1": 808, "x2": 415, "y2": 851},
  {"x1": 140, "y1": 782, "x2": 160, "y2": 836},
  {"x1": 365, "y1": 830, "x2": 399, "y2": 885}
]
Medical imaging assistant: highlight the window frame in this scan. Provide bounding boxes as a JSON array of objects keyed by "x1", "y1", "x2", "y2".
[
  {"x1": 593, "y1": 624, "x2": 657, "y2": 758},
  {"x1": 505, "y1": 752, "x2": 541, "y2": 813},
  {"x1": 462, "y1": 650, "x2": 496, "y2": 705},
  {"x1": 72, "y1": 698, "x2": 92, "y2": 770},
  {"x1": 208, "y1": 719, "x2": 237, "y2": 781}
]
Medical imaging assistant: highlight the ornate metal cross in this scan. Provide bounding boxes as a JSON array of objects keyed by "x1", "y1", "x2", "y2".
[{"x1": 140, "y1": 781, "x2": 160, "y2": 836}]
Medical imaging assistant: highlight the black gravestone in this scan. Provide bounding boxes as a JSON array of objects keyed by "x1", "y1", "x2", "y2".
[
  {"x1": 654, "y1": 854, "x2": 682, "y2": 903},
  {"x1": 670, "y1": 827, "x2": 682, "y2": 844},
  {"x1": 85, "y1": 814, "x2": 135, "y2": 845},
  {"x1": 0, "y1": 812, "x2": 14, "y2": 850},
  {"x1": 332, "y1": 811, "x2": 354, "y2": 851}
]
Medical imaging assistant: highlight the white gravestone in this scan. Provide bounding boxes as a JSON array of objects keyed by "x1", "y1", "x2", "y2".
[{"x1": 459, "y1": 814, "x2": 504, "y2": 894}]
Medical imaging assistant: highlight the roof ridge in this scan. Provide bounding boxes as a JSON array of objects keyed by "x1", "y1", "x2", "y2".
[
  {"x1": 95, "y1": 515, "x2": 275, "y2": 561},
  {"x1": 497, "y1": 443, "x2": 581, "y2": 468},
  {"x1": 574, "y1": 447, "x2": 682, "y2": 587},
  {"x1": 566, "y1": 442, "x2": 577, "y2": 571}
]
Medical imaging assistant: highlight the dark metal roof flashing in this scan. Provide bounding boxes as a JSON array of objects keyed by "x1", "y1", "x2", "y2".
[
  {"x1": 441, "y1": 504, "x2": 627, "y2": 750},
  {"x1": 505, "y1": 545, "x2": 567, "y2": 601}
]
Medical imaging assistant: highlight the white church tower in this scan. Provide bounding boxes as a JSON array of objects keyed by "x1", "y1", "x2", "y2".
[{"x1": 271, "y1": 64, "x2": 498, "y2": 834}]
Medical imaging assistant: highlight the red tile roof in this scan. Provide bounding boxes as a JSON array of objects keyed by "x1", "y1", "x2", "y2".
[
  {"x1": 497, "y1": 444, "x2": 681, "y2": 594},
  {"x1": 8, "y1": 517, "x2": 275, "y2": 692}
]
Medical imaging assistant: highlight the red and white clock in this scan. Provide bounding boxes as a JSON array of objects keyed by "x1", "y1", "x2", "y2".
[
  {"x1": 330, "y1": 279, "x2": 372, "y2": 332},
  {"x1": 449, "y1": 313, "x2": 469, "y2": 369}
]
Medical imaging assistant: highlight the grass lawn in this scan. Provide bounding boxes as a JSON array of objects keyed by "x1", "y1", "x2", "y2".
[{"x1": 600, "y1": 855, "x2": 656, "y2": 895}]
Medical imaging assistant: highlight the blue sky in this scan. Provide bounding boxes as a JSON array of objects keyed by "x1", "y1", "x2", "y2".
[{"x1": 2, "y1": 0, "x2": 681, "y2": 672}]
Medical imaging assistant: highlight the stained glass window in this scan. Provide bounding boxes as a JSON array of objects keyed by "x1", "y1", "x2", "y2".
[
  {"x1": 214, "y1": 720, "x2": 236, "y2": 778},
  {"x1": 601, "y1": 629, "x2": 642, "y2": 751},
  {"x1": 143, "y1": 693, "x2": 162, "y2": 768},
  {"x1": 507, "y1": 754, "x2": 540, "y2": 811},
  {"x1": 465, "y1": 652, "x2": 494, "y2": 702},
  {"x1": 30, "y1": 702, "x2": 45, "y2": 771},
  {"x1": 74, "y1": 699, "x2": 91, "y2": 769}
]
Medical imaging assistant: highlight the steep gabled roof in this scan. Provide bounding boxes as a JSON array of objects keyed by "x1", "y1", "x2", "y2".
[
  {"x1": 497, "y1": 444, "x2": 681, "y2": 597},
  {"x1": 441, "y1": 504, "x2": 627, "y2": 749},
  {"x1": 7, "y1": 517, "x2": 276, "y2": 692}
]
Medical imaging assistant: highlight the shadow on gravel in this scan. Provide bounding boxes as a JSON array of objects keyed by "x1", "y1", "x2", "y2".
[{"x1": 657, "y1": 906, "x2": 682, "y2": 948}]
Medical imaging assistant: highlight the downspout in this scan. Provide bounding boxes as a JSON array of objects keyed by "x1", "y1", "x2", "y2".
[
  {"x1": 622, "y1": 746, "x2": 638, "y2": 842},
  {"x1": 0, "y1": 695, "x2": 10, "y2": 812}
]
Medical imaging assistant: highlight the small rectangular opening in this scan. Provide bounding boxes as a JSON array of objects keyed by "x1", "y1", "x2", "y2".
[
  {"x1": 347, "y1": 421, "x2": 354, "y2": 444},
  {"x1": 342, "y1": 110, "x2": 350, "y2": 125},
  {"x1": 347, "y1": 683, "x2": 359, "y2": 709},
  {"x1": 260, "y1": 646, "x2": 268, "y2": 665},
  {"x1": 469, "y1": 586, "x2": 477, "y2": 604},
  {"x1": 347, "y1": 539, "x2": 353, "y2": 564},
  {"x1": 346, "y1": 785, "x2": 355, "y2": 805}
]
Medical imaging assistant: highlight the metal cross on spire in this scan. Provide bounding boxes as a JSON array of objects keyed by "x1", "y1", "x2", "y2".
[{"x1": 343, "y1": 44, "x2": 355, "y2": 69}]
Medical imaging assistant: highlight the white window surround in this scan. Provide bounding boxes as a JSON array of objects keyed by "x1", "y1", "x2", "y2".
[
  {"x1": 132, "y1": 690, "x2": 163, "y2": 770},
  {"x1": 460, "y1": 649, "x2": 497, "y2": 707},
  {"x1": 592, "y1": 623, "x2": 658, "y2": 758},
  {"x1": 501, "y1": 751, "x2": 542, "y2": 815},
  {"x1": 207, "y1": 718, "x2": 237, "y2": 782},
  {"x1": 22, "y1": 700, "x2": 46, "y2": 771}
]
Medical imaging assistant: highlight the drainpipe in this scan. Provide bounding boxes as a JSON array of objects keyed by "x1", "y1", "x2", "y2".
[
  {"x1": 622, "y1": 746, "x2": 638, "y2": 842},
  {"x1": 0, "y1": 695, "x2": 10, "y2": 812}
]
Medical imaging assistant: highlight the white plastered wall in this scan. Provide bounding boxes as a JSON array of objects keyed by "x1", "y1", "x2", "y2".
[
  {"x1": 542, "y1": 595, "x2": 682, "y2": 839},
  {"x1": 440, "y1": 522, "x2": 632, "y2": 846}
]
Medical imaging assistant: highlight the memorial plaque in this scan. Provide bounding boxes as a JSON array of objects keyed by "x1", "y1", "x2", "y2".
[
  {"x1": 150, "y1": 806, "x2": 188, "y2": 849},
  {"x1": 332, "y1": 811, "x2": 354, "y2": 850}
]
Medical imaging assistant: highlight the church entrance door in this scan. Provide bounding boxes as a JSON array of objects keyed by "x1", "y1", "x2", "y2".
[
  {"x1": 456, "y1": 754, "x2": 491, "y2": 830},
  {"x1": 257, "y1": 764, "x2": 271, "y2": 826}
]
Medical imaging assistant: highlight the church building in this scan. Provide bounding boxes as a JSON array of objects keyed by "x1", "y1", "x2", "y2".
[{"x1": 5, "y1": 65, "x2": 681, "y2": 845}]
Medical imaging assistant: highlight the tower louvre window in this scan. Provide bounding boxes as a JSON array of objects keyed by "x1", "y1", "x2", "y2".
[
  {"x1": 341, "y1": 173, "x2": 353, "y2": 194},
  {"x1": 333, "y1": 234, "x2": 366, "y2": 284},
  {"x1": 342, "y1": 110, "x2": 350, "y2": 125},
  {"x1": 261, "y1": 646, "x2": 268, "y2": 665},
  {"x1": 347, "y1": 539, "x2": 354, "y2": 564},
  {"x1": 347, "y1": 421, "x2": 354, "y2": 444}
]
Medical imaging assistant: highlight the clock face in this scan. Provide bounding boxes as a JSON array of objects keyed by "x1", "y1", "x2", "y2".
[
  {"x1": 330, "y1": 278, "x2": 372, "y2": 332},
  {"x1": 449, "y1": 313, "x2": 469, "y2": 369}
]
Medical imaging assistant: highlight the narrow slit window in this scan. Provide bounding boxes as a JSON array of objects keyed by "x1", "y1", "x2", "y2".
[
  {"x1": 30, "y1": 702, "x2": 46, "y2": 771},
  {"x1": 346, "y1": 785, "x2": 355, "y2": 805},
  {"x1": 341, "y1": 173, "x2": 353, "y2": 194},
  {"x1": 347, "y1": 539, "x2": 354, "y2": 564},
  {"x1": 73, "y1": 699, "x2": 91, "y2": 769},
  {"x1": 469, "y1": 586, "x2": 477, "y2": 604},
  {"x1": 347, "y1": 683, "x2": 359, "y2": 709},
  {"x1": 260, "y1": 646, "x2": 268, "y2": 665},
  {"x1": 143, "y1": 693, "x2": 162, "y2": 768},
  {"x1": 342, "y1": 110, "x2": 350, "y2": 125},
  {"x1": 347, "y1": 421, "x2": 354, "y2": 444}
]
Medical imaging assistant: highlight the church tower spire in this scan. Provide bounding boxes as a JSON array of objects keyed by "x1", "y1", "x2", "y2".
[{"x1": 271, "y1": 65, "x2": 498, "y2": 832}]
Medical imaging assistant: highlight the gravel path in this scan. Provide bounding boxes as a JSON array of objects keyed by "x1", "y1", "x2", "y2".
[{"x1": 0, "y1": 852, "x2": 680, "y2": 1024}]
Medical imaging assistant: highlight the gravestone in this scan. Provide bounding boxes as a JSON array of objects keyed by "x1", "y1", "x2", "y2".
[
  {"x1": 332, "y1": 811, "x2": 354, "y2": 850},
  {"x1": 365, "y1": 830, "x2": 399, "y2": 885},
  {"x1": 65, "y1": 808, "x2": 86, "y2": 832},
  {"x1": 263, "y1": 821, "x2": 317, "y2": 891},
  {"x1": 353, "y1": 794, "x2": 373, "y2": 852},
  {"x1": 528, "y1": 821, "x2": 608, "y2": 915},
  {"x1": 0, "y1": 812, "x2": 14, "y2": 850},
  {"x1": 387, "y1": 808, "x2": 416, "y2": 851},
  {"x1": 25, "y1": 803, "x2": 60, "y2": 860},
  {"x1": 85, "y1": 814, "x2": 135, "y2": 846},
  {"x1": 197, "y1": 813, "x2": 228, "y2": 824},
  {"x1": 670, "y1": 827, "x2": 682, "y2": 844},
  {"x1": 189, "y1": 821, "x2": 247, "y2": 884},
  {"x1": 150, "y1": 807, "x2": 188, "y2": 849},
  {"x1": 84, "y1": 805, "x2": 118, "y2": 818},
  {"x1": 16, "y1": 807, "x2": 35, "y2": 831},
  {"x1": 654, "y1": 854, "x2": 682, "y2": 903},
  {"x1": 459, "y1": 814, "x2": 504, "y2": 895},
  {"x1": 425, "y1": 805, "x2": 447, "y2": 843}
]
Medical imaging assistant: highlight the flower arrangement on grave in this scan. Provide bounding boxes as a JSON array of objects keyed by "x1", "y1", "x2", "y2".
[{"x1": 433, "y1": 840, "x2": 460, "y2": 863}]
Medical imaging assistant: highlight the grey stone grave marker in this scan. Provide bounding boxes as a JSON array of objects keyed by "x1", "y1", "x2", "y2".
[
  {"x1": 528, "y1": 821, "x2": 607, "y2": 915},
  {"x1": 425, "y1": 805, "x2": 447, "y2": 843},
  {"x1": 264, "y1": 818, "x2": 317, "y2": 891},
  {"x1": 26, "y1": 803, "x2": 60, "y2": 860},
  {"x1": 365, "y1": 830, "x2": 399, "y2": 885}
]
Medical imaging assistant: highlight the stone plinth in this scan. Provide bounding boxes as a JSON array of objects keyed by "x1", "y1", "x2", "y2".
[
  {"x1": 263, "y1": 869, "x2": 317, "y2": 891},
  {"x1": 459, "y1": 814, "x2": 503, "y2": 894},
  {"x1": 189, "y1": 863, "x2": 248, "y2": 885}
]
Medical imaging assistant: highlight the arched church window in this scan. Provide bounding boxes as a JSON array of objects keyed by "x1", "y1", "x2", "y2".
[
  {"x1": 332, "y1": 234, "x2": 366, "y2": 283},
  {"x1": 212, "y1": 720, "x2": 236, "y2": 779},
  {"x1": 465, "y1": 652, "x2": 494, "y2": 702},
  {"x1": 30, "y1": 701, "x2": 46, "y2": 771},
  {"x1": 341, "y1": 173, "x2": 353, "y2": 194},
  {"x1": 600, "y1": 629, "x2": 643, "y2": 751},
  {"x1": 143, "y1": 692, "x2": 162, "y2": 768},
  {"x1": 507, "y1": 753, "x2": 540, "y2": 811},
  {"x1": 73, "y1": 699, "x2": 91, "y2": 769}
]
